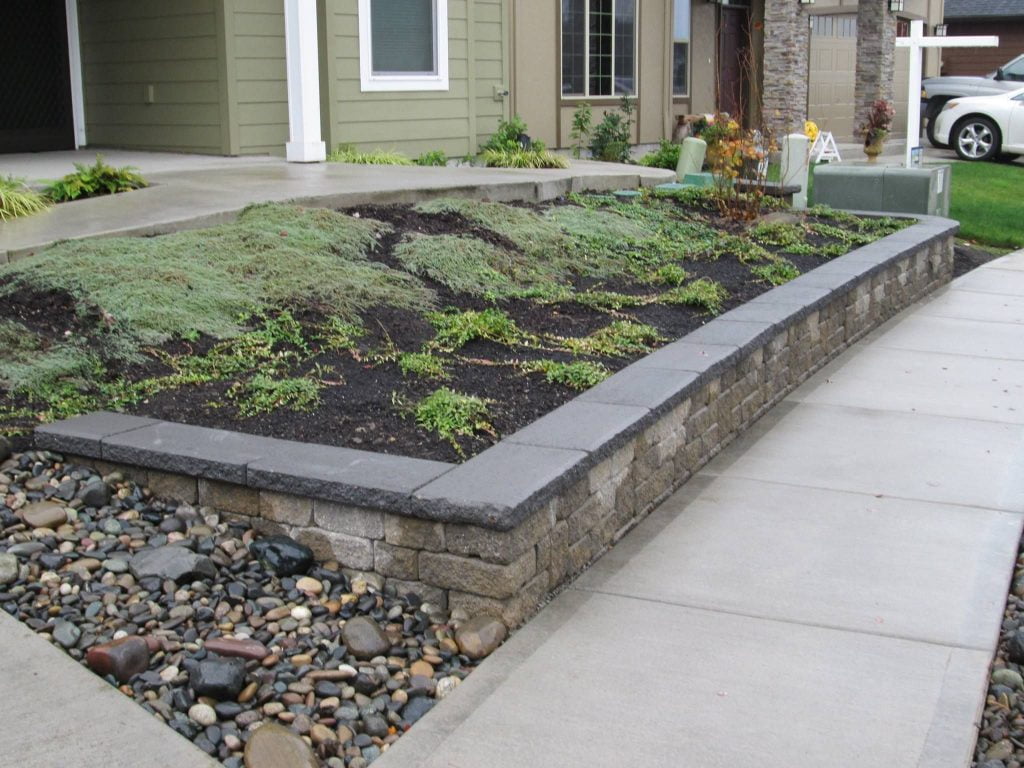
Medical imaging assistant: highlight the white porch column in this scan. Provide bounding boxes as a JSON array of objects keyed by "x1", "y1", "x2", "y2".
[{"x1": 284, "y1": 0, "x2": 326, "y2": 162}]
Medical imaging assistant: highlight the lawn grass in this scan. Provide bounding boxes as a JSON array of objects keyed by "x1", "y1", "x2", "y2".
[{"x1": 946, "y1": 161, "x2": 1024, "y2": 250}]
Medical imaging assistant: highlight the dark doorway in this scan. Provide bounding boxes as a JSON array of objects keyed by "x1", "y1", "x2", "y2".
[
  {"x1": 0, "y1": 0, "x2": 76, "y2": 153},
  {"x1": 718, "y1": 6, "x2": 750, "y2": 122}
]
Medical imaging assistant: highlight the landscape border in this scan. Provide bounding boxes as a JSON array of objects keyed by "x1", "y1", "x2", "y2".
[{"x1": 36, "y1": 215, "x2": 959, "y2": 626}]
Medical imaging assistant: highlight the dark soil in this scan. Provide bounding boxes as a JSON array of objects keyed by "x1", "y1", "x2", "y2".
[
  {"x1": 2, "y1": 197, "x2": 911, "y2": 463},
  {"x1": 954, "y1": 241, "x2": 1003, "y2": 278}
]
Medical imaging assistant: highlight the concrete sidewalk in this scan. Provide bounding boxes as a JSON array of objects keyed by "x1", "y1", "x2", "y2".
[
  {"x1": 0, "y1": 609, "x2": 221, "y2": 768},
  {"x1": 376, "y1": 251, "x2": 1024, "y2": 768},
  {"x1": 0, "y1": 155, "x2": 672, "y2": 262}
]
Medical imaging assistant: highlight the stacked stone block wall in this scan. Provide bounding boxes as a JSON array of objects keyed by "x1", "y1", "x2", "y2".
[{"x1": 52, "y1": 226, "x2": 955, "y2": 629}]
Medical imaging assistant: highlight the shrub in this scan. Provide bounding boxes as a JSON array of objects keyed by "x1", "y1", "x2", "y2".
[
  {"x1": 480, "y1": 147, "x2": 569, "y2": 169},
  {"x1": 0, "y1": 176, "x2": 50, "y2": 221},
  {"x1": 648, "y1": 263, "x2": 689, "y2": 287},
  {"x1": 398, "y1": 352, "x2": 447, "y2": 379},
  {"x1": 660, "y1": 278, "x2": 729, "y2": 314},
  {"x1": 481, "y1": 115, "x2": 531, "y2": 152},
  {"x1": 522, "y1": 359, "x2": 609, "y2": 390},
  {"x1": 327, "y1": 144, "x2": 413, "y2": 165},
  {"x1": 559, "y1": 320, "x2": 661, "y2": 357},
  {"x1": 427, "y1": 308, "x2": 523, "y2": 350},
  {"x1": 570, "y1": 103, "x2": 593, "y2": 159},
  {"x1": 589, "y1": 95, "x2": 636, "y2": 163},
  {"x1": 43, "y1": 155, "x2": 147, "y2": 202},
  {"x1": 750, "y1": 259, "x2": 800, "y2": 286},
  {"x1": 415, "y1": 150, "x2": 447, "y2": 166},
  {"x1": 414, "y1": 388, "x2": 494, "y2": 452},
  {"x1": 639, "y1": 140, "x2": 681, "y2": 170},
  {"x1": 228, "y1": 373, "x2": 322, "y2": 417}
]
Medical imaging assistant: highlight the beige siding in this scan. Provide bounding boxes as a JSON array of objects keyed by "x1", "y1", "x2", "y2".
[
  {"x1": 78, "y1": 0, "x2": 225, "y2": 154},
  {"x1": 232, "y1": 0, "x2": 288, "y2": 155},
  {"x1": 322, "y1": 0, "x2": 507, "y2": 157},
  {"x1": 518, "y1": 0, "x2": 704, "y2": 150}
]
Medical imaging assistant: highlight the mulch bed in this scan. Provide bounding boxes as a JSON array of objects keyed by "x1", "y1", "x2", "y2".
[{"x1": 1, "y1": 195, "x2": 902, "y2": 463}]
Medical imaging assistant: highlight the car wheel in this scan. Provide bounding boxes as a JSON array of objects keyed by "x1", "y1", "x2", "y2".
[
  {"x1": 953, "y1": 116, "x2": 1000, "y2": 161},
  {"x1": 925, "y1": 100, "x2": 950, "y2": 148}
]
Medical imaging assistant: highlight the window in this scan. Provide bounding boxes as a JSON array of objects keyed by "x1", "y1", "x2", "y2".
[
  {"x1": 358, "y1": 0, "x2": 449, "y2": 91},
  {"x1": 810, "y1": 15, "x2": 857, "y2": 38},
  {"x1": 672, "y1": 0, "x2": 689, "y2": 96},
  {"x1": 561, "y1": 0, "x2": 637, "y2": 97}
]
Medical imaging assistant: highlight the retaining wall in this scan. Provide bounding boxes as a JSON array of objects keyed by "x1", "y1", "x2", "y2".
[{"x1": 36, "y1": 216, "x2": 958, "y2": 627}]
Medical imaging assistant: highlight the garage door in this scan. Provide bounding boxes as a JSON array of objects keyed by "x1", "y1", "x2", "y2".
[
  {"x1": 808, "y1": 14, "x2": 857, "y2": 141},
  {"x1": 808, "y1": 14, "x2": 912, "y2": 142}
]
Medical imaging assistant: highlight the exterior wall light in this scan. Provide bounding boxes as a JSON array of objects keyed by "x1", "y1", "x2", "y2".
[
  {"x1": 889, "y1": 0, "x2": 905, "y2": 12},
  {"x1": 934, "y1": 23, "x2": 948, "y2": 36}
]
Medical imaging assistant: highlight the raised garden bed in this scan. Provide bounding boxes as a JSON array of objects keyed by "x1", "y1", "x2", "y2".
[{"x1": 1, "y1": 191, "x2": 910, "y2": 462}]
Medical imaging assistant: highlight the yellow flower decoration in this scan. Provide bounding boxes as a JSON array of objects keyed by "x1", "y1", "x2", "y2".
[{"x1": 804, "y1": 120, "x2": 820, "y2": 142}]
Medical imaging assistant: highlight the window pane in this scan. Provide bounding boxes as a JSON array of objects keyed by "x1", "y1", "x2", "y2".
[
  {"x1": 613, "y1": 0, "x2": 635, "y2": 95},
  {"x1": 589, "y1": 0, "x2": 613, "y2": 96},
  {"x1": 673, "y1": 0, "x2": 690, "y2": 41},
  {"x1": 371, "y1": 0, "x2": 434, "y2": 74},
  {"x1": 562, "y1": 0, "x2": 586, "y2": 95},
  {"x1": 672, "y1": 41, "x2": 688, "y2": 95}
]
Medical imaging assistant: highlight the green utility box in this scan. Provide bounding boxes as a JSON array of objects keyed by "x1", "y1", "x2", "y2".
[{"x1": 814, "y1": 164, "x2": 951, "y2": 217}]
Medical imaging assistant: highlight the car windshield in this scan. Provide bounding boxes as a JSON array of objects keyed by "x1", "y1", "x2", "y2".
[{"x1": 998, "y1": 54, "x2": 1024, "y2": 81}]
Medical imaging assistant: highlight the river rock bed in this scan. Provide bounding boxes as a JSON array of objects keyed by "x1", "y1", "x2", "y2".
[
  {"x1": 975, "y1": 536, "x2": 1024, "y2": 768},
  {"x1": 0, "y1": 444, "x2": 507, "y2": 767}
]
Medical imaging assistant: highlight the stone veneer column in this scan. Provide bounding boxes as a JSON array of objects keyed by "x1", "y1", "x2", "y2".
[
  {"x1": 854, "y1": 0, "x2": 897, "y2": 139},
  {"x1": 761, "y1": 0, "x2": 810, "y2": 139}
]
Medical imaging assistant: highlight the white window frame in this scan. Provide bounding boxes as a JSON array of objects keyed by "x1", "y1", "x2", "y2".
[
  {"x1": 671, "y1": 0, "x2": 690, "y2": 98},
  {"x1": 358, "y1": 0, "x2": 449, "y2": 92},
  {"x1": 560, "y1": 0, "x2": 640, "y2": 100}
]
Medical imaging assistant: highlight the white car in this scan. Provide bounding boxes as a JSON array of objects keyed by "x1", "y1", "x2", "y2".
[{"x1": 933, "y1": 87, "x2": 1024, "y2": 162}]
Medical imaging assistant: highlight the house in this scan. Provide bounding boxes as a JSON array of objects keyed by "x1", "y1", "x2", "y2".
[
  {"x1": 0, "y1": 0, "x2": 942, "y2": 160},
  {"x1": 941, "y1": 0, "x2": 1024, "y2": 75}
]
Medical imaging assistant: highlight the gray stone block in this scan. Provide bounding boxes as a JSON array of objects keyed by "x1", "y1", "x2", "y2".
[
  {"x1": 413, "y1": 443, "x2": 587, "y2": 531},
  {"x1": 681, "y1": 318, "x2": 776, "y2": 352},
  {"x1": 505, "y1": 401, "x2": 649, "y2": 458},
  {"x1": 748, "y1": 280, "x2": 835, "y2": 313},
  {"x1": 720, "y1": 301, "x2": 806, "y2": 331},
  {"x1": 246, "y1": 441, "x2": 452, "y2": 509},
  {"x1": 578, "y1": 366, "x2": 699, "y2": 416},
  {"x1": 632, "y1": 340, "x2": 738, "y2": 378},
  {"x1": 103, "y1": 422, "x2": 274, "y2": 484},
  {"x1": 35, "y1": 412, "x2": 158, "y2": 457}
]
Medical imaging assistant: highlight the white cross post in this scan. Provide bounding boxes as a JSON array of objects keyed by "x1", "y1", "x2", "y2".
[{"x1": 897, "y1": 20, "x2": 999, "y2": 168}]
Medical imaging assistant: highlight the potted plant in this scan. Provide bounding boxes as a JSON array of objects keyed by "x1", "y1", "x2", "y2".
[{"x1": 859, "y1": 100, "x2": 895, "y2": 162}]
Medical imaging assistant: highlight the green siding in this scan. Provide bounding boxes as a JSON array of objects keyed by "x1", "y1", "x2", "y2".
[
  {"x1": 232, "y1": 0, "x2": 289, "y2": 155},
  {"x1": 323, "y1": 0, "x2": 508, "y2": 157},
  {"x1": 78, "y1": 0, "x2": 225, "y2": 154},
  {"x1": 77, "y1": 0, "x2": 507, "y2": 158}
]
